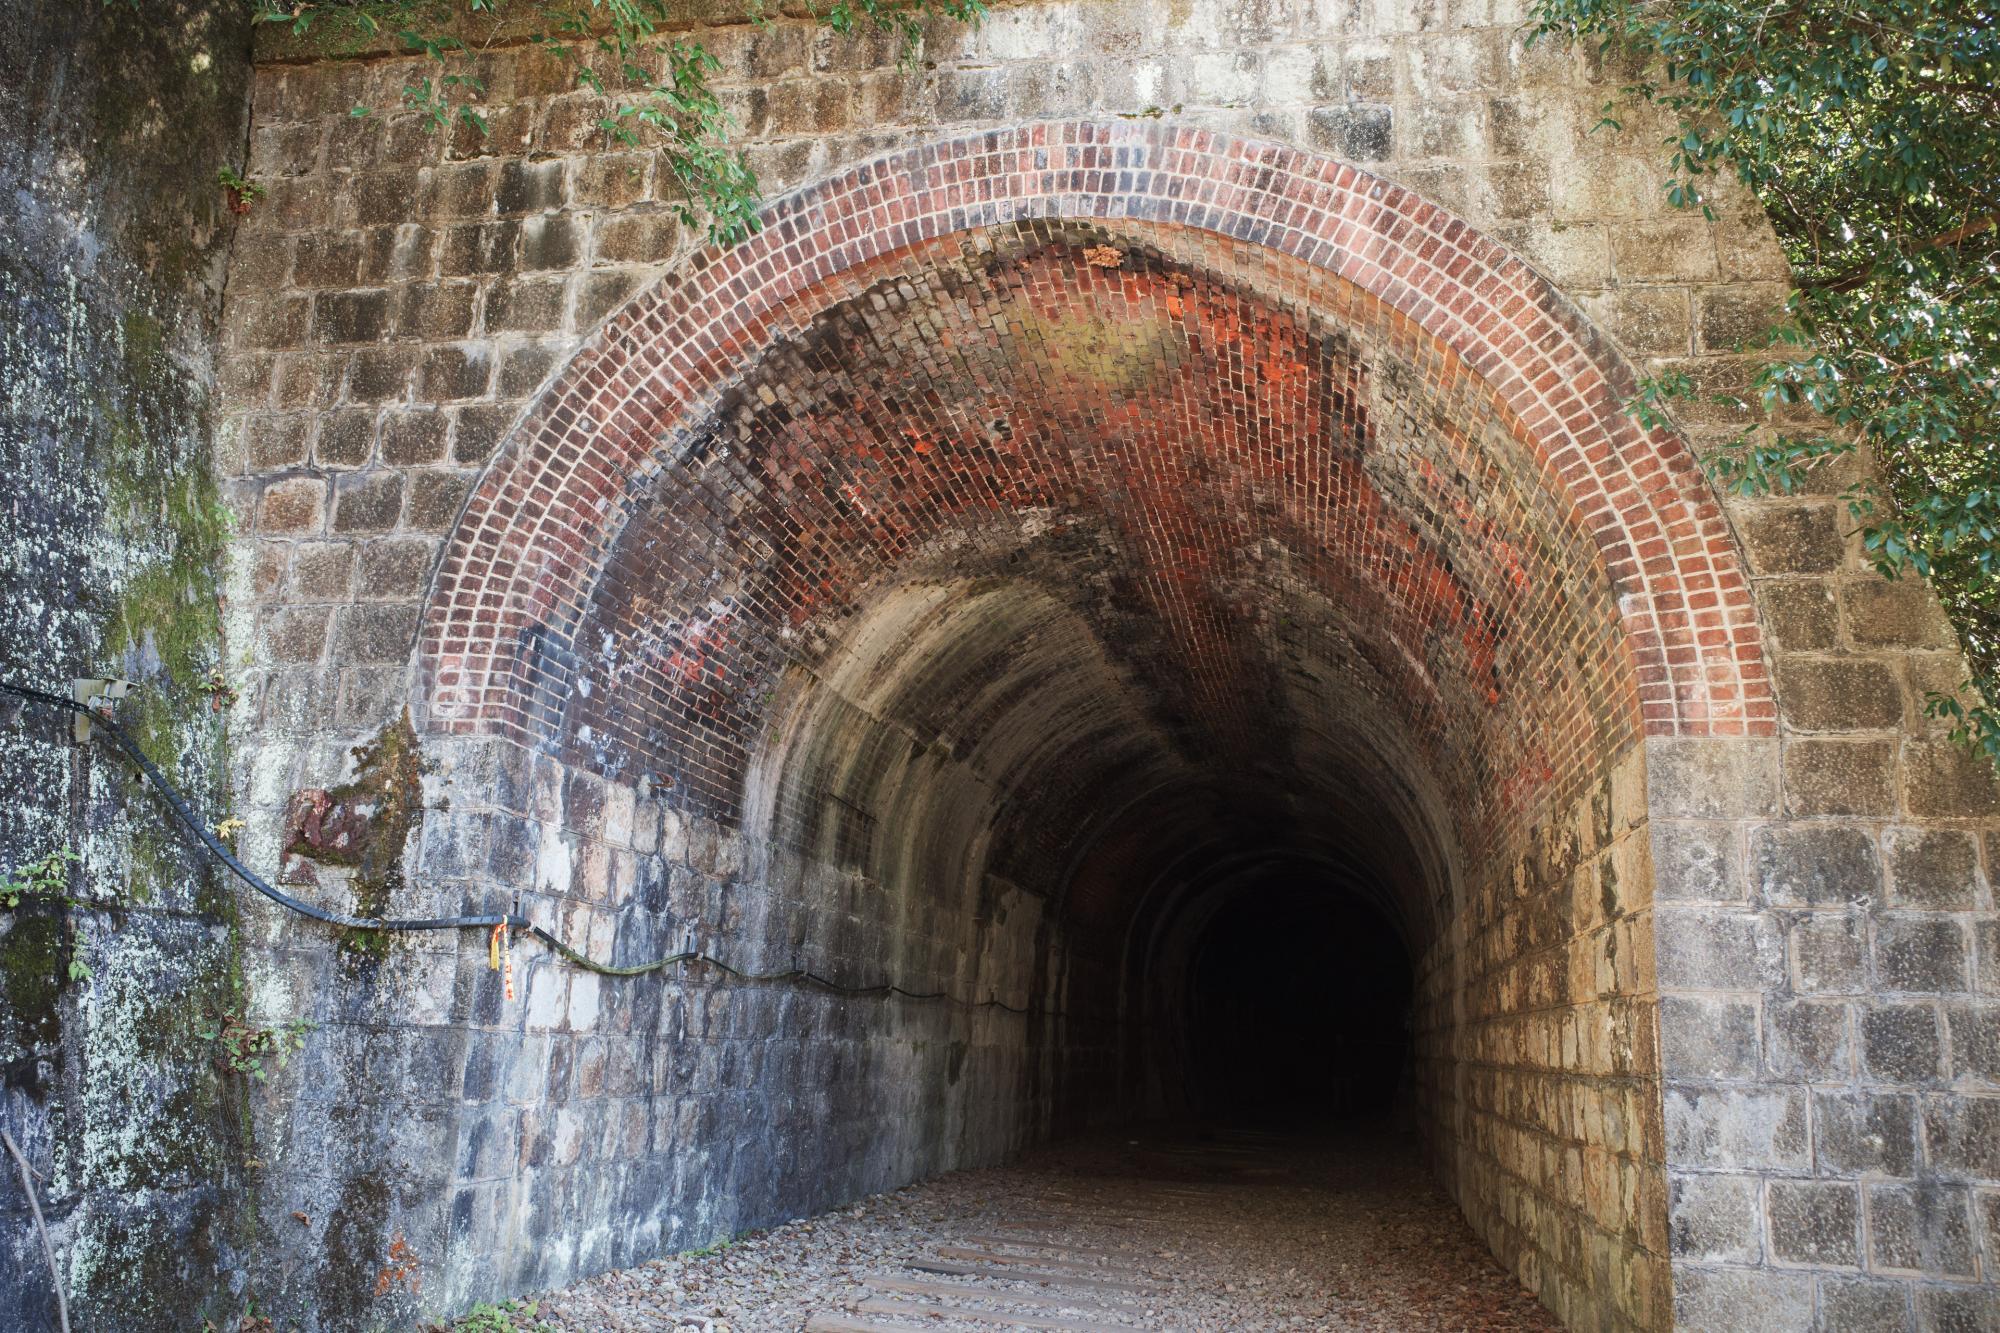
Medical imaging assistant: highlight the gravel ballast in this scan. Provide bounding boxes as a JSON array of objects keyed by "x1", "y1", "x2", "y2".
[{"x1": 514, "y1": 1123, "x2": 1564, "y2": 1331}]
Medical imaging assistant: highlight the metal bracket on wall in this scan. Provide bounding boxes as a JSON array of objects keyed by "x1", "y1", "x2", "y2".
[{"x1": 70, "y1": 679, "x2": 133, "y2": 744}]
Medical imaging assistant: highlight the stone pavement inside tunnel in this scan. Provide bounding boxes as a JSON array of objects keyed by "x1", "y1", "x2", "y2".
[{"x1": 5, "y1": 2, "x2": 1999, "y2": 1332}]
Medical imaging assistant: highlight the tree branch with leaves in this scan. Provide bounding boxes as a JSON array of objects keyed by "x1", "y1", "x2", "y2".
[{"x1": 1529, "y1": 0, "x2": 2000, "y2": 768}]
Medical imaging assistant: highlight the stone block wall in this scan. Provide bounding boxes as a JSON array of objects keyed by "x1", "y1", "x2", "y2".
[
  {"x1": 1648, "y1": 626, "x2": 2000, "y2": 1323},
  {"x1": 247, "y1": 722, "x2": 1063, "y2": 1318},
  {"x1": 1419, "y1": 745, "x2": 1668, "y2": 1329}
]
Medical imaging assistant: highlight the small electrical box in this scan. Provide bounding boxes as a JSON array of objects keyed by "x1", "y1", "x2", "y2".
[{"x1": 71, "y1": 678, "x2": 134, "y2": 744}]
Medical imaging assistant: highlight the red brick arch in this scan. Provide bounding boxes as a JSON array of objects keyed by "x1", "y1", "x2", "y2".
[{"x1": 420, "y1": 120, "x2": 1773, "y2": 743}]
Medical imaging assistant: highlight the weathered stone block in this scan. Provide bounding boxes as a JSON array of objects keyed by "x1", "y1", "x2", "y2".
[
  {"x1": 288, "y1": 541, "x2": 355, "y2": 601},
  {"x1": 1884, "y1": 829, "x2": 1982, "y2": 910},
  {"x1": 263, "y1": 606, "x2": 333, "y2": 665},
  {"x1": 1946, "y1": 1003, "x2": 1999, "y2": 1084},
  {"x1": 1665, "y1": 1086, "x2": 1809, "y2": 1171},
  {"x1": 1648, "y1": 738, "x2": 1780, "y2": 819},
  {"x1": 314, "y1": 409, "x2": 377, "y2": 468},
  {"x1": 1783, "y1": 739, "x2": 1897, "y2": 817},
  {"x1": 452, "y1": 404, "x2": 515, "y2": 466},
  {"x1": 1752, "y1": 824, "x2": 1879, "y2": 907},
  {"x1": 314, "y1": 288, "x2": 394, "y2": 344},
  {"x1": 345, "y1": 345, "x2": 417, "y2": 402},
  {"x1": 1774, "y1": 657, "x2": 1903, "y2": 731},
  {"x1": 486, "y1": 275, "x2": 568, "y2": 332},
  {"x1": 1928, "y1": 1088, "x2": 2000, "y2": 1176},
  {"x1": 521, "y1": 214, "x2": 586, "y2": 271},
  {"x1": 496, "y1": 158, "x2": 567, "y2": 216},
  {"x1": 1767, "y1": 1178, "x2": 1861, "y2": 1268},
  {"x1": 1759, "y1": 579, "x2": 1840, "y2": 651},
  {"x1": 1791, "y1": 911, "x2": 1868, "y2": 994},
  {"x1": 1669, "y1": 1173, "x2": 1762, "y2": 1264},
  {"x1": 1669, "y1": 1265, "x2": 1814, "y2": 1332},
  {"x1": 400, "y1": 281, "x2": 480, "y2": 340},
  {"x1": 331, "y1": 470, "x2": 405, "y2": 532},
  {"x1": 1622, "y1": 172, "x2": 1735, "y2": 249},
  {"x1": 294, "y1": 232, "x2": 364, "y2": 287},
  {"x1": 406, "y1": 470, "x2": 475, "y2": 530},
  {"x1": 1901, "y1": 739, "x2": 2000, "y2": 817},
  {"x1": 439, "y1": 220, "x2": 522, "y2": 277},
  {"x1": 420, "y1": 346, "x2": 493, "y2": 402},
  {"x1": 1765, "y1": 998, "x2": 1850, "y2": 1080},
  {"x1": 1582, "y1": 286, "x2": 1692, "y2": 358},
  {"x1": 245, "y1": 413, "x2": 313, "y2": 470},
  {"x1": 1812, "y1": 1090, "x2": 1918, "y2": 1176},
  {"x1": 577, "y1": 268, "x2": 649, "y2": 330},
  {"x1": 593, "y1": 212, "x2": 683, "y2": 266},
  {"x1": 1868, "y1": 1182, "x2": 1976, "y2": 1277},
  {"x1": 1915, "y1": 1286, "x2": 2000, "y2": 1333},
  {"x1": 1657, "y1": 906, "x2": 1784, "y2": 990},
  {"x1": 259, "y1": 475, "x2": 327, "y2": 533},
  {"x1": 330, "y1": 603, "x2": 420, "y2": 664},
  {"x1": 1846, "y1": 576, "x2": 1955, "y2": 650},
  {"x1": 351, "y1": 167, "x2": 427, "y2": 227},
  {"x1": 1815, "y1": 1276, "x2": 1912, "y2": 1328},
  {"x1": 1874, "y1": 917, "x2": 1967, "y2": 994},
  {"x1": 357, "y1": 538, "x2": 438, "y2": 600},
  {"x1": 336, "y1": 665, "x2": 407, "y2": 729},
  {"x1": 381, "y1": 409, "x2": 455, "y2": 466},
  {"x1": 1859, "y1": 1004, "x2": 1943, "y2": 1083},
  {"x1": 1306, "y1": 104, "x2": 1393, "y2": 159},
  {"x1": 1694, "y1": 283, "x2": 1787, "y2": 354},
  {"x1": 368, "y1": 224, "x2": 436, "y2": 286},
  {"x1": 499, "y1": 343, "x2": 565, "y2": 398},
  {"x1": 1662, "y1": 995, "x2": 1761, "y2": 1079},
  {"x1": 1978, "y1": 920, "x2": 2000, "y2": 998},
  {"x1": 1738, "y1": 503, "x2": 1846, "y2": 575}
]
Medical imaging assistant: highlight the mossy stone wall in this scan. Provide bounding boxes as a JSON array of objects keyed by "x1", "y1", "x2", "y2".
[{"x1": 0, "y1": 2, "x2": 256, "y2": 1327}]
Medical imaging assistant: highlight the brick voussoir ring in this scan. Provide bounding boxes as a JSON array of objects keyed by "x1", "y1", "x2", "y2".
[{"x1": 420, "y1": 120, "x2": 1772, "y2": 743}]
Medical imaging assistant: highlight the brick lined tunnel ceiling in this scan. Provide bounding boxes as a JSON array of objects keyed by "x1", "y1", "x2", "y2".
[
  {"x1": 425, "y1": 126, "x2": 1775, "y2": 948},
  {"x1": 548, "y1": 220, "x2": 1638, "y2": 947}
]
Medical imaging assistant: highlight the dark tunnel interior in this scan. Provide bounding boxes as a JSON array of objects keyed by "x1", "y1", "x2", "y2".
[{"x1": 1181, "y1": 876, "x2": 1413, "y2": 1124}]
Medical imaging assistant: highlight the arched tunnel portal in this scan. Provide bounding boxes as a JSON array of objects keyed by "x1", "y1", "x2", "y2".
[{"x1": 419, "y1": 124, "x2": 1773, "y2": 1319}]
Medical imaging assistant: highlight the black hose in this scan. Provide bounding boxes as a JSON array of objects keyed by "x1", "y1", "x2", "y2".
[{"x1": 0, "y1": 679, "x2": 1040, "y2": 1014}]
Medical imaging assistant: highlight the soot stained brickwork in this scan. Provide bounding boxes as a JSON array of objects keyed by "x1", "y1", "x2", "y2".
[
  {"x1": 425, "y1": 126, "x2": 1770, "y2": 755},
  {"x1": 213, "y1": 11, "x2": 2000, "y2": 1331},
  {"x1": 557, "y1": 222, "x2": 1633, "y2": 872}
]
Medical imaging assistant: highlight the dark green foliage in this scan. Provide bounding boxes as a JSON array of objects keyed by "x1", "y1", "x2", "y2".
[{"x1": 1530, "y1": 0, "x2": 2000, "y2": 764}]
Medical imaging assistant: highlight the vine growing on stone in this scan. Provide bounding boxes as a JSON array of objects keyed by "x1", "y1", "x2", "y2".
[
  {"x1": 0, "y1": 848, "x2": 79, "y2": 911},
  {"x1": 1528, "y1": 0, "x2": 2000, "y2": 767},
  {"x1": 242, "y1": 0, "x2": 987, "y2": 242},
  {"x1": 198, "y1": 975, "x2": 316, "y2": 1081}
]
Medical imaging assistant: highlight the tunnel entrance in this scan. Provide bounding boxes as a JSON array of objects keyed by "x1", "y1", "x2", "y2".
[
  {"x1": 1181, "y1": 877, "x2": 1412, "y2": 1124},
  {"x1": 419, "y1": 126, "x2": 1776, "y2": 1329}
]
